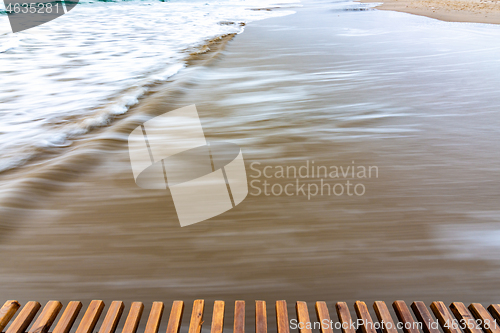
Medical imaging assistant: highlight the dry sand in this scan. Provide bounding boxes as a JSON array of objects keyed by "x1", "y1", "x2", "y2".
[{"x1": 360, "y1": 0, "x2": 500, "y2": 24}]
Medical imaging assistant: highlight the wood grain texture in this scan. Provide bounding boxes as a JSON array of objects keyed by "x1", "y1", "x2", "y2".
[
  {"x1": 336, "y1": 302, "x2": 355, "y2": 333},
  {"x1": 469, "y1": 303, "x2": 500, "y2": 333},
  {"x1": 315, "y1": 302, "x2": 333, "y2": 333},
  {"x1": 75, "y1": 300, "x2": 105, "y2": 333},
  {"x1": 488, "y1": 305, "x2": 500, "y2": 324},
  {"x1": 6, "y1": 301, "x2": 41, "y2": 333},
  {"x1": 144, "y1": 302, "x2": 164, "y2": 333},
  {"x1": 210, "y1": 301, "x2": 224, "y2": 333},
  {"x1": 276, "y1": 301, "x2": 290, "y2": 333},
  {"x1": 121, "y1": 302, "x2": 144, "y2": 333},
  {"x1": 373, "y1": 301, "x2": 397, "y2": 333},
  {"x1": 411, "y1": 302, "x2": 440, "y2": 333},
  {"x1": 430, "y1": 301, "x2": 462, "y2": 333},
  {"x1": 234, "y1": 301, "x2": 245, "y2": 333},
  {"x1": 52, "y1": 301, "x2": 82, "y2": 333},
  {"x1": 29, "y1": 301, "x2": 62, "y2": 333},
  {"x1": 0, "y1": 300, "x2": 20, "y2": 332},
  {"x1": 255, "y1": 301, "x2": 267, "y2": 333},
  {"x1": 187, "y1": 300, "x2": 204, "y2": 333},
  {"x1": 99, "y1": 301, "x2": 124, "y2": 333},
  {"x1": 166, "y1": 301, "x2": 184, "y2": 333},
  {"x1": 295, "y1": 302, "x2": 311, "y2": 333},
  {"x1": 354, "y1": 301, "x2": 377, "y2": 333},
  {"x1": 450, "y1": 303, "x2": 482, "y2": 333},
  {"x1": 1, "y1": 298, "x2": 494, "y2": 333},
  {"x1": 393, "y1": 301, "x2": 420, "y2": 333}
]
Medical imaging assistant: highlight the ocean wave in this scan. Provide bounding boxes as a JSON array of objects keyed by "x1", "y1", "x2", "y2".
[{"x1": 0, "y1": 0, "x2": 298, "y2": 173}]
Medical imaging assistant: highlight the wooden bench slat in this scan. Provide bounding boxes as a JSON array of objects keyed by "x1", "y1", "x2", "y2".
[
  {"x1": 488, "y1": 305, "x2": 500, "y2": 324},
  {"x1": 373, "y1": 301, "x2": 398, "y2": 333},
  {"x1": 29, "y1": 300, "x2": 62, "y2": 333},
  {"x1": 0, "y1": 300, "x2": 20, "y2": 332},
  {"x1": 450, "y1": 303, "x2": 482, "y2": 333},
  {"x1": 295, "y1": 302, "x2": 311, "y2": 333},
  {"x1": 255, "y1": 301, "x2": 267, "y2": 333},
  {"x1": 469, "y1": 303, "x2": 500, "y2": 333},
  {"x1": 315, "y1": 302, "x2": 333, "y2": 333},
  {"x1": 121, "y1": 302, "x2": 144, "y2": 333},
  {"x1": 393, "y1": 300, "x2": 420, "y2": 333},
  {"x1": 431, "y1": 301, "x2": 462, "y2": 333},
  {"x1": 144, "y1": 302, "x2": 164, "y2": 333},
  {"x1": 187, "y1": 300, "x2": 204, "y2": 333},
  {"x1": 411, "y1": 302, "x2": 440, "y2": 333},
  {"x1": 276, "y1": 300, "x2": 289, "y2": 333},
  {"x1": 6, "y1": 301, "x2": 41, "y2": 333},
  {"x1": 165, "y1": 301, "x2": 184, "y2": 333},
  {"x1": 336, "y1": 302, "x2": 355, "y2": 333},
  {"x1": 2, "y1": 298, "x2": 498, "y2": 333},
  {"x1": 75, "y1": 300, "x2": 105, "y2": 333},
  {"x1": 98, "y1": 301, "x2": 124, "y2": 333},
  {"x1": 210, "y1": 301, "x2": 224, "y2": 333},
  {"x1": 52, "y1": 301, "x2": 82, "y2": 333},
  {"x1": 234, "y1": 301, "x2": 245, "y2": 333},
  {"x1": 354, "y1": 301, "x2": 377, "y2": 333}
]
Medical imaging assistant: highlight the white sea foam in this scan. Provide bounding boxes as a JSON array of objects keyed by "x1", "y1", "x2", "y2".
[{"x1": 0, "y1": 0, "x2": 299, "y2": 173}]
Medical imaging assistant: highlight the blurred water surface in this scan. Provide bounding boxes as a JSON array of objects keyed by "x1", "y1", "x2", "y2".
[{"x1": 0, "y1": 0, "x2": 296, "y2": 172}]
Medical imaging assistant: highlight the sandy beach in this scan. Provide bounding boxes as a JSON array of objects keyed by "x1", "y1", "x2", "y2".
[
  {"x1": 360, "y1": 0, "x2": 500, "y2": 24},
  {"x1": 1, "y1": 0, "x2": 500, "y2": 329}
]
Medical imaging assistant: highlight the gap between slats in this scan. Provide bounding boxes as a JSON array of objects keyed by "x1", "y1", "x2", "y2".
[{"x1": 3, "y1": 299, "x2": 500, "y2": 333}]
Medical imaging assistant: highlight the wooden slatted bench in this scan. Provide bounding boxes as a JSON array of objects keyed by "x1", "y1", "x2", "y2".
[{"x1": 2, "y1": 299, "x2": 500, "y2": 333}]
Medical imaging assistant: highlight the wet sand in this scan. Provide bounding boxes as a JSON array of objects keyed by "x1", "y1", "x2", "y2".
[
  {"x1": 1, "y1": 0, "x2": 500, "y2": 330},
  {"x1": 359, "y1": 0, "x2": 500, "y2": 24}
]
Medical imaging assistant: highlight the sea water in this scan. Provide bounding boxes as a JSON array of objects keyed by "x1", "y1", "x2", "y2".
[{"x1": 0, "y1": 0, "x2": 298, "y2": 173}]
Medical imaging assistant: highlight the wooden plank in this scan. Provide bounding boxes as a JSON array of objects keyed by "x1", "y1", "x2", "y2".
[
  {"x1": 450, "y1": 303, "x2": 482, "y2": 333},
  {"x1": 276, "y1": 300, "x2": 289, "y2": 333},
  {"x1": 488, "y1": 305, "x2": 500, "y2": 325},
  {"x1": 165, "y1": 301, "x2": 184, "y2": 333},
  {"x1": 392, "y1": 300, "x2": 420, "y2": 333},
  {"x1": 52, "y1": 301, "x2": 83, "y2": 333},
  {"x1": 144, "y1": 302, "x2": 164, "y2": 333},
  {"x1": 6, "y1": 301, "x2": 41, "y2": 333},
  {"x1": 430, "y1": 301, "x2": 462, "y2": 333},
  {"x1": 354, "y1": 301, "x2": 377, "y2": 333},
  {"x1": 469, "y1": 303, "x2": 500, "y2": 333},
  {"x1": 188, "y1": 300, "x2": 204, "y2": 333},
  {"x1": 98, "y1": 301, "x2": 124, "y2": 333},
  {"x1": 411, "y1": 302, "x2": 440, "y2": 333},
  {"x1": 0, "y1": 300, "x2": 20, "y2": 332},
  {"x1": 75, "y1": 300, "x2": 105, "y2": 333},
  {"x1": 255, "y1": 301, "x2": 267, "y2": 333},
  {"x1": 336, "y1": 302, "x2": 355, "y2": 333},
  {"x1": 234, "y1": 301, "x2": 245, "y2": 333},
  {"x1": 315, "y1": 302, "x2": 333, "y2": 333},
  {"x1": 122, "y1": 302, "x2": 144, "y2": 333},
  {"x1": 373, "y1": 301, "x2": 397, "y2": 333},
  {"x1": 210, "y1": 301, "x2": 224, "y2": 333},
  {"x1": 29, "y1": 301, "x2": 62, "y2": 333},
  {"x1": 295, "y1": 302, "x2": 311, "y2": 333}
]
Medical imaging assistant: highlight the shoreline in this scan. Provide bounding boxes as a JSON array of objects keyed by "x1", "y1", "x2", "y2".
[
  {"x1": 2, "y1": 0, "x2": 500, "y2": 308},
  {"x1": 359, "y1": 0, "x2": 500, "y2": 24},
  {"x1": 0, "y1": 32, "x2": 237, "y2": 231}
]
